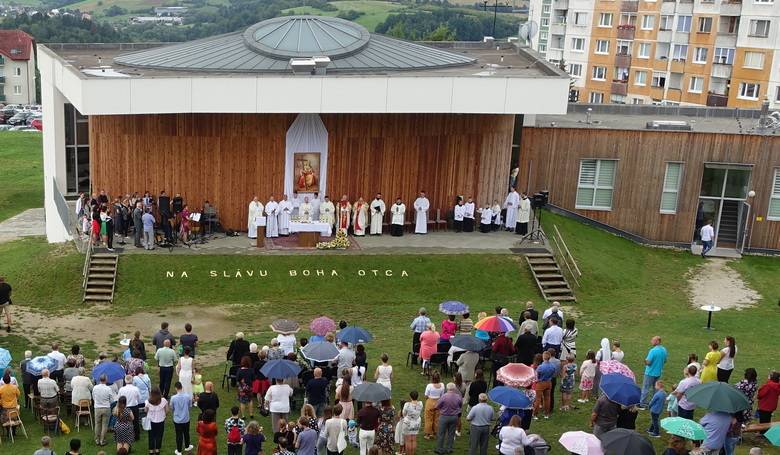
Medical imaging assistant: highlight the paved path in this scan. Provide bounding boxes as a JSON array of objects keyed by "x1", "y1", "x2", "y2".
[{"x1": 0, "y1": 208, "x2": 45, "y2": 243}]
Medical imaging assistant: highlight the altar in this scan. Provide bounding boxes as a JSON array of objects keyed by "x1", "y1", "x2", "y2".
[{"x1": 289, "y1": 221, "x2": 333, "y2": 247}]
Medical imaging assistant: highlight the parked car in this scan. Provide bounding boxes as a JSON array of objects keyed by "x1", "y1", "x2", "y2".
[
  {"x1": 7, "y1": 112, "x2": 33, "y2": 126},
  {"x1": 30, "y1": 118, "x2": 42, "y2": 131},
  {"x1": 26, "y1": 113, "x2": 42, "y2": 125},
  {"x1": 0, "y1": 109, "x2": 17, "y2": 124}
]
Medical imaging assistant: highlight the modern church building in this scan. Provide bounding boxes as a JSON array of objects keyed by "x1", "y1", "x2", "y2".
[{"x1": 39, "y1": 15, "x2": 570, "y2": 242}]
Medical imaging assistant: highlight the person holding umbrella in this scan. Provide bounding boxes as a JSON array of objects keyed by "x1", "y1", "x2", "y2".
[
  {"x1": 591, "y1": 393, "x2": 621, "y2": 437},
  {"x1": 699, "y1": 410, "x2": 732, "y2": 454}
]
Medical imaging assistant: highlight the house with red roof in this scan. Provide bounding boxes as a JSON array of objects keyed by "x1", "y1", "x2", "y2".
[{"x1": 0, "y1": 29, "x2": 37, "y2": 104}]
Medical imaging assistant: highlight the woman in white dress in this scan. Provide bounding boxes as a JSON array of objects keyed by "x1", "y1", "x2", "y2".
[
  {"x1": 374, "y1": 353, "x2": 393, "y2": 390},
  {"x1": 176, "y1": 346, "x2": 194, "y2": 395}
]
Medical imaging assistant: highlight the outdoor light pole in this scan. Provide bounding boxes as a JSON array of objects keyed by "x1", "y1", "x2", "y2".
[{"x1": 493, "y1": 0, "x2": 498, "y2": 38}]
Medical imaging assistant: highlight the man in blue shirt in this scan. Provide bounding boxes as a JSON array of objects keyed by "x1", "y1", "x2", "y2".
[
  {"x1": 409, "y1": 307, "x2": 431, "y2": 365},
  {"x1": 640, "y1": 336, "x2": 668, "y2": 408},
  {"x1": 534, "y1": 352, "x2": 557, "y2": 420},
  {"x1": 170, "y1": 381, "x2": 193, "y2": 455},
  {"x1": 141, "y1": 208, "x2": 156, "y2": 250}
]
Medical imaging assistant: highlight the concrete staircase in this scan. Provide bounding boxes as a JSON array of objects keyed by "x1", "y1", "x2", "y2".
[
  {"x1": 524, "y1": 252, "x2": 576, "y2": 303},
  {"x1": 83, "y1": 252, "x2": 118, "y2": 303}
]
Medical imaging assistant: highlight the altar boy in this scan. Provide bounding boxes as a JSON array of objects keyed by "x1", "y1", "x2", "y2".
[{"x1": 479, "y1": 204, "x2": 493, "y2": 233}]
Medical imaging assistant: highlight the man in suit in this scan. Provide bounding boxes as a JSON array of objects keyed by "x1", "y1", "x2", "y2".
[
  {"x1": 158, "y1": 191, "x2": 172, "y2": 241},
  {"x1": 132, "y1": 202, "x2": 144, "y2": 248}
]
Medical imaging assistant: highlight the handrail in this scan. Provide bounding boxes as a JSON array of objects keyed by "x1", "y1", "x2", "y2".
[
  {"x1": 554, "y1": 225, "x2": 582, "y2": 277},
  {"x1": 82, "y1": 235, "x2": 93, "y2": 289},
  {"x1": 551, "y1": 235, "x2": 580, "y2": 288},
  {"x1": 548, "y1": 224, "x2": 582, "y2": 288}
]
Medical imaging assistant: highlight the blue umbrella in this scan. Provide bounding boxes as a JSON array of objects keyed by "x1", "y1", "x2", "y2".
[
  {"x1": 600, "y1": 373, "x2": 641, "y2": 407},
  {"x1": 338, "y1": 326, "x2": 373, "y2": 344},
  {"x1": 301, "y1": 342, "x2": 340, "y2": 363},
  {"x1": 488, "y1": 386, "x2": 532, "y2": 409},
  {"x1": 439, "y1": 300, "x2": 470, "y2": 315},
  {"x1": 26, "y1": 356, "x2": 57, "y2": 376},
  {"x1": 92, "y1": 362, "x2": 126, "y2": 384},
  {"x1": 260, "y1": 359, "x2": 301, "y2": 380},
  {"x1": 0, "y1": 348, "x2": 11, "y2": 370}
]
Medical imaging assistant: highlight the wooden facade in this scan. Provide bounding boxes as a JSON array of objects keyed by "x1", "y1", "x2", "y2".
[
  {"x1": 89, "y1": 113, "x2": 514, "y2": 231},
  {"x1": 519, "y1": 127, "x2": 780, "y2": 251}
]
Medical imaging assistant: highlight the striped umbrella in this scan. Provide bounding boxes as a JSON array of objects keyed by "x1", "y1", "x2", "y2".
[{"x1": 474, "y1": 315, "x2": 516, "y2": 333}]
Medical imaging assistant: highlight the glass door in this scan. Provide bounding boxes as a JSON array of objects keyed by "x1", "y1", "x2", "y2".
[{"x1": 694, "y1": 165, "x2": 752, "y2": 248}]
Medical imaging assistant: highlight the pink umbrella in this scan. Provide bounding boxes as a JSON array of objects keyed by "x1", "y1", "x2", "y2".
[
  {"x1": 309, "y1": 316, "x2": 337, "y2": 336},
  {"x1": 559, "y1": 431, "x2": 604, "y2": 455},
  {"x1": 497, "y1": 363, "x2": 536, "y2": 388},
  {"x1": 599, "y1": 360, "x2": 636, "y2": 381}
]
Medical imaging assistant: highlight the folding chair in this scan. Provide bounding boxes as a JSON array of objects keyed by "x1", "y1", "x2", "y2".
[
  {"x1": 221, "y1": 362, "x2": 238, "y2": 391},
  {"x1": 2, "y1": 408, "x2": 29, "y2": 442},
  {"x1": 426, "y1": 352, "x2": 449, "y2": 377},
  {"x1": 39, "y1": 406, "x2": 60, "y2": 436},
  {"x1": 75, "y1": 399, "x2": 93, "y2": 432}
]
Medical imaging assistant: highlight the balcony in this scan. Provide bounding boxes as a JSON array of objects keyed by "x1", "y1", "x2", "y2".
[
  {"x1": 617, "y1": 25, "x2": 636, "y2": 39},
  {"x1": 620, "y1": 0, "x2": 638, "y2": 12},
  {"x1": 611, "y1": 80, "x2": 629, "y2": 95},
  {"x1": 553, "y1": 0, "x2": 569, "y2": 8},
  {"x1": 711, "y1": 63, "x2": 732, "y2": 79},
  {"x1": 706, "y1": 93, "x2": 729, "y2": 107},
  {"x1": 550, "y1": 23, "x2": 567, "y2": 35}
]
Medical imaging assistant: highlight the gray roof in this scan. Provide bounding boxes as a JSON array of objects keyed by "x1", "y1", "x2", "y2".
[{"x1": 114, "y1": 15, "x2": 477, "y2": 74}]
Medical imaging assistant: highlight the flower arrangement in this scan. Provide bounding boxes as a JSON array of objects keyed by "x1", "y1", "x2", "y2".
[{"x1": 316, "y1": 230, "x2": 351, "y2": 250}]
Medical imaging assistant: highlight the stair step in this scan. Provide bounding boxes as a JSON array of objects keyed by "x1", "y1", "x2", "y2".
[
  {"x1": 536, "y1": 273, "x2": 564, "y2": 279},
  {"x1": 544, "y1": 286, "x2": 573, "y2": 293},
  {"x1": 525, "y1": 253, "x2": 554, "y2": 258},
  {"x1": 528, "y1": 259, "x2": 557, "y2": 265},
  {"x1": 89, "y1": 266, "x2": 116, "y2": 272},
  {"x1": 531, "y1": 266, "x2": 560, "y2": 272},
  {"x1": 91, "y1": 260, "x2": 117, "y2": 266},
  {"x1": 540, "y1": 281, "x2": 569, "y2": 287},
  {"x1": 88, "y1": 273, "x2": 115, "y2": 279},
  {"x1": 84, "y1": 295, "x2": 113, "y2": 301},
  {"x1": 85, "y1": 291, "x2": 113, "y2": 297},
  {"x1": 553, "y1": 296, "x2": 577, "y2": 301},
  {"x1": 92, "y1": 253, "x2": 118, "y2": 258}
]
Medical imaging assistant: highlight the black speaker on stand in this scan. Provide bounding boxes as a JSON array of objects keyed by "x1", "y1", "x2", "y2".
[{"x1": 520, "y1": 191, "x2": 548, "y2": 244}]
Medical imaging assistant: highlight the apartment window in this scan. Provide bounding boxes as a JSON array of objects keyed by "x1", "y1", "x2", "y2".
[
  {"x1": 615, "y1": 67, "x2": 629, "y2": 81},
  {"x1": 620, "y1": 13, "x2": 637, "y2": 26},
  {"x1": 635, "y1": 70, "x2": 647, "y2": 86},
  {"x1": 698, "y1": 17, "x2": 712, "y2": 33},
  {"x1": 13, "y1": 85, "x2": 21, "y2": 95},
  {"x1": 541, "y1": 18, "x2": 550, "y2": 26},
  {"x1": 693, "y1": 47, "x2": 708, "y2": 64},
  {"x1": 689, "y1": 76, "x2": 704, "y2": 93},
  {"x1": 542, "y1": 4, "x2": 551, "y2": 13},
  {"x1": 769, "y1": 169, "x2": 780, "y2": 220},
  {"x1": 714, "y1": 48, "x2": 735, "y2": 64},
  {"x1": 569, "y1": 89, "x2": 580, "y2": 102},
  {"x1": 656, "y1": 42, "x2": 670, "y2": 59},
  {"x1": 738, "y1": 82, "x2": 760, "y2": 99},
  {"x1": 539, "y1": 43, "x2": 547, "y2": 52},
  {"x1": 672, "y1": 44, "x2": 689, "y2": 61},
  {"x1": 571, "y1": 38, "x2": 585, "y2": 51},
  {"x1": 13, "y1": 67, "x2": 21, "y2": 76},
  {"x1": 589, "y1": 92, "x2": 604, "y2": 103},
  {"x1": 660, "y1": 15, "x2": 673, "y2": 31},
  {"x1": 599, "y1": 13, "x2": 613, "y2": 27},
  {"x1": 632, "y1": 98, "x2": 644, "y2": 105},
  {"x1": 540, "y1": 31, "x2": 549, "y2": 41},
  {"x1": 660, "y1": 162, "x2": 683, "y2": 214},
  {"x1": 743, "y1": 51, "x2": 765, "y2": 69},
  {"x1": 610, "y1": 94, "x2": 627, "y2": 104},
  {"x1": 677, "y1": 16, "x2": 692, "y2": 32},
  {"x1": 669, "y1": 72, "x2": 683, "y2": 90},
  {"x1": 595, "y1": 39, "x2": 610, "y2": 54},
  {"x1": 755, "y1": 0, "x2": 774, "y2": 4},
  {"x1": 569, "y1": 63, "x2": 583, "y2": 78},
  {"x1": 641, "y1": 15, "x2": 655, "y2": 30},
  {"x1": 576, "y1": 159, "x2": 617, "y2": 210},
  {"x1": 749, "y1": 19, "x2": 770, "y2": 37},
  {"x1": 777, "y1": 86, "x2": 780, "y2": 102},
  {"x1": 638, "y1": 42, "x2": 651, "y2": 58},
  {"x1": 592, "y1": 66, "x2": 607, "y2": 80},
  {"x1": 719, "y1": 16, "x2": 739, "y2": 34},
  {"x1": 617, "y1": 40, "x2": 631, "y2": 55},
  {"x1": 574, "y1": 12, "x2": 588, "y2": 26}
]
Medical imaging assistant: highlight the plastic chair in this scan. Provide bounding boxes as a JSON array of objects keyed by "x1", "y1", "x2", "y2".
[
  {"x1": 75, "y1": 399, "x2": 92, "y2": 432},
  {"x1": 2, "y1": 408, "x2": 29, "y2": 442}
]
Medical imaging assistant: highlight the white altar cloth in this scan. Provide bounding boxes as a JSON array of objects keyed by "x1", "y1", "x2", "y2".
[{"x1": 289, "y1": 222, "x2": 332, "y2": 237}]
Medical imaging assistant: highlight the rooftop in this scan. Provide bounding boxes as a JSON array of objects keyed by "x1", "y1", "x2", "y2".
[{"x1": 0, "y1": 29, "x2": 34, "y2": 61}]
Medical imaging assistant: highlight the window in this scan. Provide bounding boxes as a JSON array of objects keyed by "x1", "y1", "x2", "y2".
[
  {"x1": 632, "y1": 98, "x2": 644, "y2": 105},
  {"x1": 540, "y1": 18, "x2": 550, "y2": 26},
  {"x1": 595, "y1": 39, "x2": 610, "y2": 54},
  {"x1": 652, "y1": 72, "x2": 666, "y2": 87},
  {"x1": 589, "y1": 92, "x2": 604, "y2": 103},
  {"x1": 576, "y1": 159, "x2": 617, "y2": 210},
  {"x1": 743, "y1": 51, "x2": 765, "y2": 69},
  {"x1": 574, "y1": 12, "x2": 588, "y2": 26},
  {"x1": 592, "y1": 66, "x2": 607, "y2": 80},
  {"x1": 617, "y1": 40, "x2": 631, "y2": 55},
  {"x1": 542, "y1": 4, "x2": 551, "y2": 13},
  {"x1": 655, "y1": 42, "x2": 669, "y2": 59},
  {"x1": 13, "y1": 67, "x2": 21, "y2": 76},
  {"x1": 719, "y1": 16, "x2": 739, "y2": 34},
  {"x1": 693, "y1": 47, "x2": 708, "y2": 64},
  {"x1": 769, "y1": 169, "x2": 780, "y2": 220},
  {"x1": 714, "y1": 48, "x2": 735, "y2": 64},
  {"x1": 698, "y1": 17, "x2": 712, "y2": 33},
  {"x1": 660, "y1": 163, "x2": 683, "y2": 214},
  {"x1": 738, "y1": 82, "x2": 760, "y2": 99},
  {"x1": 599, "y1": 13, "x2": 613, "y2": 27},
  {"x1": 749, "y1": 19, "x2": 770, "y2": 37},
  {"x1": 569, "y1": 89, "x2": 580, "y2": 102},
  {"x1": 755, "y1": 0, "x2": 773, "y2": 3},
  {"x1": 620, "y1": 13, "x2": 637, "y2": 26},
  {"x1": 669, "y1": 72, "x2": 683, "y2": 90},
  {"x1": 13, "y1": 85, "x2": 21, "y2": 95},
  {"x1": 672, "y1": 44, "x2": 688, "y2": 61},
  {"x1": 776, "y1": 86, "x2": 780, "y2": 102},
  {"x1": 677, "y1": 16, "x2": 692, "y2": 32},
  {"x1": 540, "y1": 31, "x2": 549, "y2": 41},
  {"x1": 571, "y1": 38, "x2": 585, "y2": 51},
  {"x1": 689, "y1": 76, "x2": 704, "y2": 93},
  {"x1": 660, "y1": 15, "x2": 673, "y2": 31},
  {"x1": 641, "y1": 15, "x2": 655, "y2": 30},
  {"x1": 539, "y1": 43, "x2": 547, "y2": 52},
  {"x1": 610, "y1": 94, "x2": 627, "y2": 104},
  {"x1": 638, "y1": 42, "x2": 651, "y2": 58},
  {"x1": 635, "y1": 70, "x2": 647, "y2": 86},
  {"x1": 615, "y1": 67, "x2": 629, "y2": 81},
  {"x1": 569, "y1": 63, "x2": 583, "y2": 78}
]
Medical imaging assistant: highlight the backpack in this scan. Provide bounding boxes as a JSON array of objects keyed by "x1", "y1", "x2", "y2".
[{"x1": 227, "y1": 422, "x2": 242, "y2": 444}]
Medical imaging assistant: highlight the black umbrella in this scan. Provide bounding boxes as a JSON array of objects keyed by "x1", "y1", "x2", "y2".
[
  {"x1": 450, "y1": 335, "x2": 487, "y2": 352},
  {"x1": 600, "y1": 429, "x2": 655, "y2": 455},
  {"x1": 352, "y1": 382, "x2": 391, "y2": 402}
]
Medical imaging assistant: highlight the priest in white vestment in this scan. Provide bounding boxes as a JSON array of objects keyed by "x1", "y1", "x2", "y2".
[
  {"x1": 247, "y1": 197, "x2": 264, "y2": 239},
  {"x1": 453, "y1": 200, "x2": 465, "y2": 233},
  {"x1": 516, "y1": 192, "x2": 532, "y2": 235},
  {"x1": 479, "y1": 205, "x2": 493, "y2": 233},
  {"x1": 265, "y1": 196, "x2": 279, "y2": 238},
  {"x1": 491, "y1": 200, "x2": 502, "y2": 231},
  {"x1": 299, "y1": 196, "x2": 313, "y2": 223},
  {"x1": 337, "y1": 195, "x2": 351, "y2": 234},
  {"x1": 463, "y1": 197, "x2": 476, "y2": 232},
  {"x1": 504, "y1": 188, "x2": 520, "y2": 232},
  {"x1": 390, "y1": 198, "x2": 406, "y2": 237},
  {"x1": 320, "y1": 196, "x2": 335, "y2": 228},
  {"x1": 352, "y1": 198, "x2": 369, "y2": 236},
  {"x1": 290, "y1": 192, "x2": 301, "y2": 217},
  {"x1": 311, "y1": 193, "x2": 321, "y2": 221},
  {"x1": 369, "y1": 193, "x2": 386, "y2": 235},
  {"x1": 278, "y1": 194, "x2": 293, "y2": 236},
  {"x1": 413, "y1": 191, "x2": 430, "y2": 234}
]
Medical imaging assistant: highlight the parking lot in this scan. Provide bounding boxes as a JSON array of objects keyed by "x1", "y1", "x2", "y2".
[{"x1": 0, "y1": 102, "x2": 42, "y2": 131}]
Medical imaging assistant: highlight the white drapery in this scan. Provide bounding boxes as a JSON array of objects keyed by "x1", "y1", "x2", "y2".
[{"x1": 284, "y1": 113, "x2": 329, "y2": 199}]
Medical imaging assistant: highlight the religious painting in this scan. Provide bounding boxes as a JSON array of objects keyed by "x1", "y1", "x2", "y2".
[{"x1": 293, "y1": 152, "x2": 321, "y2": 192}]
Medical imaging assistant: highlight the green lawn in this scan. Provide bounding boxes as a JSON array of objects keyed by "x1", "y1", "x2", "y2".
[
  {"x1": 282, "y1": 1, "x2": 408, "y2": 31},
  {"x1": 0, "y1": 132, "x2": 43, "y2": 223}
]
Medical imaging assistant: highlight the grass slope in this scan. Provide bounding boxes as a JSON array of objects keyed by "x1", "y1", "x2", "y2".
[
  {"x1": 0, "y1": 132, "x2": 43, "y2": 223},
  {"x1": 282, "y1": 0, "x2": 407, "y2": 31}
]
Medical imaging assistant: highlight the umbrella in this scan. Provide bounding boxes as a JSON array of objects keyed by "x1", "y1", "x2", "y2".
[
  {"x1": 301, "y1": 342, "x2": 340, "y2": 363},
  {"x1": 309, "y1": 316, "x2": 337, "y2": 336},
  {"x1": 92, "y1": 362, "x2": 126, "y2": 384},
  {"x1": 764, "y1": 424, "x2": 780, "y2": 446},
  {"x1": 599, "y1": 373, "x2": 641, "y2": 407},
  {"x1": 270, "y1": 319, "x2": 300, "y2": 334},
  {"x1": 598, "y1": 360, "x2": 635, "y2": 381},
  {"x1": 450, "y1": 335, "x2": 487, "y2": 352},
  {"x1": 660, "y1": 417, "x2": 707, "y2": 441},
  {"x1": 559, "y1": 431, "x2": 604, "y2": 455},
  {"x1": 497, "y1": 363, "x2": 536, "y2": 388},
  {"x1": 0, "y1": 348, "x2": 11, "y2": 370},
  {"x1": 684, "y1": 381, "x2": 750, "y2": 413},
  {"x1": 260, "y1": 359, "x2": 301, "y2": 380},
  {"x1": 438, "y1": 300, "x2": 470, "y2": 315},
  {"x1": 353, "y1": 382, "x2": 392, "y2": 402},
  {"x1": 473, "y1": 316, "x2": 516, "y2": 333},
  {"x1": 338, "y1": 326, "x2": 373, "y2": 344},
  {"x1": 488, "y1": 386, "x2": 532, "y2": 409},
  {"x1": 600, "y1": 429, "x2": 655, "y2": 455},
  {"x1": 25, "y1": 356, "x2": 57, "y2": 376}
]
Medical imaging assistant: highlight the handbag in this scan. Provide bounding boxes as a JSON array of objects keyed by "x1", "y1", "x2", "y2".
[{"x1": 142, "y1": 415, "x2": 151, "y2": 431}]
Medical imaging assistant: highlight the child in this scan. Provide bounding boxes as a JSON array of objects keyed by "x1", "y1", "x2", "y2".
[
  {"x1": 647, "y1": 380, "x2": 666, "y2": 437},
  {"x1": 578, "y1": 350, "x2": 597, "y2": 403},
  {"x1": 274, "y1": 436, "x2": 294, "y2": 455},
  {"x1": 242, "y1": 420, "x2": 266, "y2": 455},
  {"x1": 192, "y1": 364, "x2": 204, "y2": 404},
  {"x1": 560, "y1": 354, "x2": 577, "y2": 411},
  {"x1": 225, "y1": 406, "x2": 245, "y2": 455},
  {"x1": 272, "y1": 418, "x2": 295, "y2": 446},
  {"x1": 666, "y1": 383, "x2": 679, "y2": 417},
  {"x1": 347, "y1": 419, "x2": 359, "y2": 447}
]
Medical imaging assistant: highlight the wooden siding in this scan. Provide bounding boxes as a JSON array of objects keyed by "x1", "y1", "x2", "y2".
[
  {"x1": 519, "y1": 127, "x2": 780, "y2": 250},
  {"x1": 89, "y1": 113, "x2": 514, "y2": 231}
]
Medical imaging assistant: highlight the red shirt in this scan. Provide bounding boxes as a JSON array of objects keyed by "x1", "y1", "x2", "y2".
[
  {"x1": 758, "y1": 380, "x2": 780, "y2": 412},
  {"x1": 492, "y1": 335, "x2": 515, "y2": 356}
]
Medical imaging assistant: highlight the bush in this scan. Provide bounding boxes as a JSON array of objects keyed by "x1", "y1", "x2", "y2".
[{"x1": 336, "y1": 9, "x2": 363, "y2": 21}]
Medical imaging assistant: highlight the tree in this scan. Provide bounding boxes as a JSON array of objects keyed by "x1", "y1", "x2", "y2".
[{"x1": 425, "y1": 24, "x2": 455, "y2": 41}]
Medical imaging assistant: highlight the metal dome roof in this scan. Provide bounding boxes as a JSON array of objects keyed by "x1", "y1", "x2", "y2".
[{"x1": 243, "y1": 16, "x2": 370, "y2": 59}]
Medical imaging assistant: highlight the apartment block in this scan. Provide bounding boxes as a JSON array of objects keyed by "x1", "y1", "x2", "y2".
[
  {"x1": 0, "y1": 30, "x2": 37, "y2": 105},
  {"x1": 529, "y1": 0, "x2": 780, "y2": 107}
]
